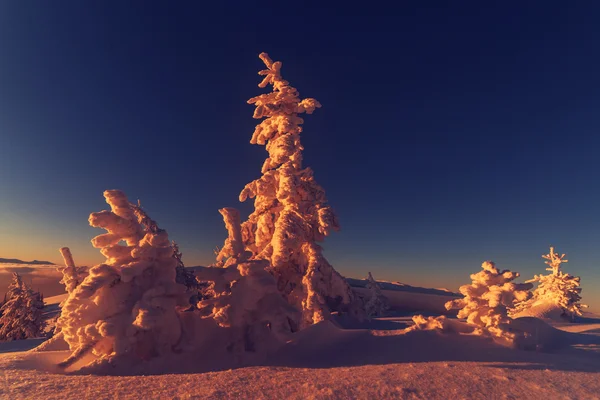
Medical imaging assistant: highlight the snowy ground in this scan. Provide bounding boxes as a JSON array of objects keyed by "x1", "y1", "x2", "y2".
[{"x1": 1, "y1": 294, "x2": 599, "y2": 399}]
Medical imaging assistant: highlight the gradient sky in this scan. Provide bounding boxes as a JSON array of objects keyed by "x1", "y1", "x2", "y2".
[{"x1": 1, "y1": 3, "x2": 599, "y2": 310}]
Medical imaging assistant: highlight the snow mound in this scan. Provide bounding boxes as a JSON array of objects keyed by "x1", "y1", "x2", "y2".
[
  {"x1": 511, "y1": 299, "x2": 571, "y2": 322},
  {"x1": 44, "y1": 293, "x2": 68, "y2": 306},
  {"x1": 508, "y1": 317, "x2": 577, "y2": 350}
]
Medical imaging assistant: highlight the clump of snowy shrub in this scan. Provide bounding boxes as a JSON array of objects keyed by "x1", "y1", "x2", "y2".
[
  {"x1": 238, "y1": 52, "x2": 364, "y2": 328},
  {"x1": 194, "y1": 208, "x2": 299, "y2": 355},
  {"x1": 445, "y1": 261, "x2": 532, "y2": 341},
  {"x1": 407, "y1": 315, "x2": 449, "y2": 332},
  {"x1": 364, "y1": 272, "x2": 389, "y2": 319},
  {"x1": 511, "y1": 247, "x2": 587, "y2": 320},
  {"x1": 0, "y1": 272, "x2": 45, "y2": 341},
  {"x1": 56, "y1": 190, "x2": 188, "y2": 368}
]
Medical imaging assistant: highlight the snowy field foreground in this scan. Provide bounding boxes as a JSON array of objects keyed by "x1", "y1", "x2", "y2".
[{"x1": 1, "y1": 295, "x2": 599, "y2": 399}]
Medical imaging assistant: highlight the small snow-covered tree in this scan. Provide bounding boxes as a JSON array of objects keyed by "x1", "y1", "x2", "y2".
[
  {"x1": 172, "y1": 241, "x2": 202, "y2": 310},
  {"x1": 173, "y1": 241, "x2": 197, "y2": 290},
  {"x1": 512, "y1": 247, "x2": 587, "y2": 320},
  {"x1": 445, "y1": 261, "x2": 532, "y2": 341},
  {"x1": 195, "y1": 208, "x2": 299, "y2": 355},
  {"x1": 238, "y1": 53, "x2": 364, "y2": 328},
  {"x1": 365, "y1": 272, "x2": 389, "y2": 319},
  {"x1": 56, "y1": 190, "x2": 187, "y2": 368},
  {"x1": 0, "y1": 272, "x2": 45, "y2": 341}
]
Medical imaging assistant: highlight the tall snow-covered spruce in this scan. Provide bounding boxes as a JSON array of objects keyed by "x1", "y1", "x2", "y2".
[
  {"x1": 239, "y1": 53, "x2": 363, "y2": 328},
  {"x1": 55, "y1": 190, "x2": 187, "y2": 368},
  {"x1": 512, "y1": 247, "x2": 587, "y2": 320}
]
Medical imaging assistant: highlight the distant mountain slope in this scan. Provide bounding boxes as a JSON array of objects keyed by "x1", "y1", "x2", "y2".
[
  {"x1": 347, "y1": 277, "x2": 460, "y2": 297},
  {"x1": 0, "y1": 258, "x2": 55, "y2": 265}
]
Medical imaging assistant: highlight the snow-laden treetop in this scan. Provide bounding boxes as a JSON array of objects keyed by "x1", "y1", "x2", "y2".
[
  {"x1": 542, "y1": 246, "x2": 568, "y2": 275},
  {"x1": 247, "y1": 52, "x2": 321, "y2": 174}
]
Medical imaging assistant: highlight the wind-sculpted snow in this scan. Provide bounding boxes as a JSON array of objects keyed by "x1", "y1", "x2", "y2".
[{"x1": 239, "y1": 53, "x2": 364, "y2": 328}]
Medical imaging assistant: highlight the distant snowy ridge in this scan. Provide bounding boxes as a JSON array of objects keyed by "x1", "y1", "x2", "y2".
[
  {"x1": 0, "y1": 258, "x2": 55, "y2": 265},
  {"x1": 347, "y1": 277, "x2": 460, "y2": 297}
]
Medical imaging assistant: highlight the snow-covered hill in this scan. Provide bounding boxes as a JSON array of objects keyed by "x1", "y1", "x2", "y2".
[
  {"x1": 348, "y1": 277, "x2": 460, "y2": 315},
  {"x1": 1, "y1": 314, "x2": 599, "y2": 399},
  {"x1": 1, "y1": 269, "x2": 598, "y2": 399},
  {"x1": 1, "y1": 292, "x2": 600, "y2": 399}
]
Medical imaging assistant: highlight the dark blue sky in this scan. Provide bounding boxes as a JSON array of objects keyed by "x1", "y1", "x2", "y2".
[{"x1": 1, "y1": 2, "x2": 599, "y2": 308}]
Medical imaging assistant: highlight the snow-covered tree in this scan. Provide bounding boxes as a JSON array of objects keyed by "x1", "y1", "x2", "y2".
[
  {"x1": 364, "y1": 272, "x2": 389, "y2": 319},
  {"x1": 195, "y1": 207, "x2": 298, "y2": 355},
  {"x1": 238, "y1": 52, "x2": 364, "y2": 328},
  {"x1": 56, "y1": 190, "x2": 187, "y2": 368},
  {"x1": 0, "y1": 272, "x2": 45, "y2": 341},
  {"x1": 512, "y1": 247, "x2": 587, "y2": 320},
  {"x1": 173, "y1": 241, "x2": 197, "y2": 290},
  {"x1": 445, "y1": 261, "x2": 532, "y2": 341}
]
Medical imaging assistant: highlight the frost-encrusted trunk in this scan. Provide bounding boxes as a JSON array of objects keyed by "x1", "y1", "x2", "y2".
[
  {"x1": 58, "y1": 247, "x2": 88, "y2": 295},
  {"x1": 55, "y1": 190, "x2": 187, "y2": 368},
  {"x1": 238, "y1": 53, "x2": 364, "y2": 328},
  {"x1": 445, "y1": 261, "x2": 532, "y2": 342},
  {"x1": 511, "y1": 247, "x2": 587, "y2": 320},
  {"x1": 41, "y1": 248, "x2": 88, "y2": 347}
]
